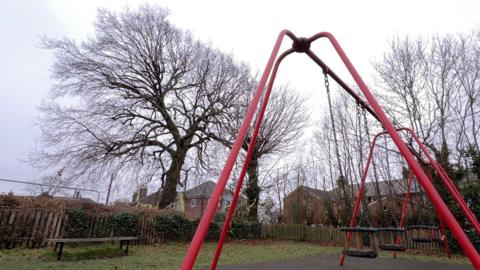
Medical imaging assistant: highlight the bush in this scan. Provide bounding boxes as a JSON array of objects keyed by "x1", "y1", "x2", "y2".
[
  {"x1": 0, "y1": 195, "x2": 20, "y2": 207},
  {"x1": 107, "y1": 212, "x2": 139, "y2": 236},
  {"x1": 213, "y1": 212, "x2": 226, "y2": 222},
  {"x1": 230, "y1": 220, "x2": 261, "y2": 240},
  {"x1": 66, "y1": 208, "x2": 90, "y2": 238},
  {"x1": 154, "y1": 214, "x2": 193, "y2": 241},
  {"x1": 153, "y1": 213, "x2": 223, "y2": 242},
  {"x1": 190, "y1": 220, "x2": 220, "y2": 242},
  {"x1": 446, "y1": 229, "x2": 480, "y2": 254}
]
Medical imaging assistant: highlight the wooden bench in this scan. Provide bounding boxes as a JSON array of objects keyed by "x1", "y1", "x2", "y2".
[{"x1": 47, "y1": 237, "x2": 138, "y2": 260}]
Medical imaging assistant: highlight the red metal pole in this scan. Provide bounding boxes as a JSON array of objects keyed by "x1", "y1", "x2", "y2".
[
  {"x1": 393, "y1": 171, "x2": 414, "y2": 258},
  {"x1": 403, "y1": 128, "x2": 480, "y2": 235},
  {"x1": 312, "y1": 32, "x2": 480, "y2": 269},
  {"x1": 425, "y1": 168, "x2": 452, "y2": 258},
  {"x1": 209, "y1": 49, "x2": 293, "y2": 270},
  {"x1": 180, "y1": 30, "x2": 294, "y2": 270},
  {"x1": 339, "y1": 133, "x2": 380, "y2": 266},
  {"x1": 434, "y1": 161, "x2": 480, "y2": 235}
]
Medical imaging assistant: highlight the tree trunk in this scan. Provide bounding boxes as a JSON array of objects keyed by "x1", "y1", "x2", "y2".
[
  {"x1": 158, "y1": 149, "x2": 188, "y2": 209},
  {"x1": 246, "y1": 155, "x2": 260, "y2": 222}
]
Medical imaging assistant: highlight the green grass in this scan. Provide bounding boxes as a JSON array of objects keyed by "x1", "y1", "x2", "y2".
[
  {"x1": 0, "y1": 241, "x2": 336, "y2": 270},
  {"x1": 0, "y1": 241, "x2": 470, "y2": 270}
]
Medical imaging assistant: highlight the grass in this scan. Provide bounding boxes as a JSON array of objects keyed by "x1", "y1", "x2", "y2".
[
  {"x1": 0, "y1": 241, "x2": 336, "y2": 270},
  {"x1": 0, "y1": 241, "x2": 470, "y2": 270}
]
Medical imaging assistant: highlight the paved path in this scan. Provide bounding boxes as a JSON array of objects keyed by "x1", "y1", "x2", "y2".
[{"x1": 215, "y1": 254, "x2": 474, "y2": 270}]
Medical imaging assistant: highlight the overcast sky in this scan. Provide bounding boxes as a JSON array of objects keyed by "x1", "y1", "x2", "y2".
[{"x1": 1, "y1": 0, "x2": 479, "y2": 201}]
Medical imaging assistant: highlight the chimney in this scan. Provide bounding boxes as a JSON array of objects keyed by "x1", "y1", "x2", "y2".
[{"x1": 139, "y1": 185, "x2": 148, "y2": 201}]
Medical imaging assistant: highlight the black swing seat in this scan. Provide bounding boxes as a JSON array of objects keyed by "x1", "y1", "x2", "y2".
[
  {"x1": 409, "y1": 225, "x2": 441, "y2": 243},
  {"x1": 342, "y1": 248, "x2": 378, "y2": 258},
  {"x1": 377, "y1": 228, "x2": 408, "y2": 252},
  {"x1": 379, "y1": 244, "x2": 407, "y2": 251}
]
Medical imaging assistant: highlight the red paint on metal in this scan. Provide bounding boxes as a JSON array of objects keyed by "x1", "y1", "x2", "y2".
[
  {"x1": 400, "y1": 128, "x2": 480, "y2": 235},
  {"x1": 393, "y1": 171, "x2": 414, "y2": 258},
  {"x1": 180, "y1": 30, "x2": 295, "y2": 270},
  {"x1": 210, "y1": 49, "x2": 294, "y2": 270}
]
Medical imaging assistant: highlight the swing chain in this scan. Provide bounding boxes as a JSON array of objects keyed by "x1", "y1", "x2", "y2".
[
  {"x1": 324, "y1": 70, "x2": 353, "y2": 220},
  {"x1": 324, "y1": 70, "x2": 344, "y2": 178}
]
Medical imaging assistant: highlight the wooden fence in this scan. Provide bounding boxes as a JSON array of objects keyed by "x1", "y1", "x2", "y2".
[
  {"x1": 0, "y1": 207, "x2": 168, "y2": 248},
  {"x1": 0, "y1": 207, "x2": 444, "y2": 254},
  {"x1": 0, "y1": 207, "x2": 66, "y2": 248},
  {"x1": 261, "y1": 223, "x2": 444, "y2": 254}
]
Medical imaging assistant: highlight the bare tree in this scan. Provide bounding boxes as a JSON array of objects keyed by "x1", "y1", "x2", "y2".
[
  {"x1": 374, "y1": 31, "x2": 480, "y2": 172},
  {"x1": 218, "y1": 86, "x2": 307, "y2": 220},
  {"x1": 31, "y1": 5, "x2": 252, "y2": 208}
]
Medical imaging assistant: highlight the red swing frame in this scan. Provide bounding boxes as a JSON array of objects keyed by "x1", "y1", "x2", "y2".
[
  {"x1": 180, "y1": 31, "x2": 480, "y2": 270},
  {"x1": 341, "y1": 128, "x2": 460, "y2": 265}
]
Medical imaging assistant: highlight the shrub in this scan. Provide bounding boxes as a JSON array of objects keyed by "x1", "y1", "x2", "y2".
[
  {"x1": 154, "y1": 214, "x2": 193, "y2": 241},
  {"x1": 107, "y1": 212, "x2": 139, "y2": 236},
  {"x1": 213, "y1": 212, "x2": 227, "y2": 222},
  {"x1": 191, "y1": 220, "x2": 220, "y2": 241},
  {"x1": 230, "y1": 220, "x2": 261, "y2": 240},
  {"x1": 446, "y1": 229, "x2": 480, "y2": 254},
  {"x1": 0, "y1": 195, "x2": 20, "y2": 207},
  {"x1": 66, "y1": 208, "x2": 90, "y2": 238}
]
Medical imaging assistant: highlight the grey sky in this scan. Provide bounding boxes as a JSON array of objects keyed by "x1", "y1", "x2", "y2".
[{"x1": 1, "y1": 0, "x2": 479, "y2": 200}]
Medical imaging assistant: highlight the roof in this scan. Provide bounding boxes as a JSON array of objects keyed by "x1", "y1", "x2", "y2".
[
  {"x1": 286, "y1": 185, "x2": 331, "y2": 201},
  {"x1": 356, "y1": 179, "x2": 421, "y2": 197},
  {"x1": 135, "y1": 181, "x2": 239, "y2": 207},
  {"x1": 184, "y1": 181, "x2": 234, "y2": 199},
  {"x1": 301, "y1": 186, "x2": 331, "y2": 199},
  {"x1": 137, "y1": 191, "x2": 162, "y2": 206},
  {"x1": 330, "y1": 179, "x2": 422, "y2": 201}
]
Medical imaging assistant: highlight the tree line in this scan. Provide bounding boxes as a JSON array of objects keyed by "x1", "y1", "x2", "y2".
[{"x1": 31, "y1": 4, "x2": 480, "y2": 224}]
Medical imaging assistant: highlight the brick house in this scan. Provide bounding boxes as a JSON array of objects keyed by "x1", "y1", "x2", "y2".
[
  {"x1": 331, "y1": 179, "x2": 423, "y2": 224},
  {"x1": 283, "y1": 186, "x2": 332, "y2": 225},
  {"x1": 181, "y1": 181, "x2": 236, "y2": 219},
  {"x1": 283, "y1": 180, "x2": 423, "y2": 225},
  {"x1": 133, "y1": 181, "x2": 242, "y2": 220}
]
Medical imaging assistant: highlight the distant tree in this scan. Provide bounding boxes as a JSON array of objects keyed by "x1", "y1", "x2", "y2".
[
  {"x1": 373, "y1": 32, "x2": 480, "y2": 219},
  {"x1": 31, "y1": 5, "x2": 252, "y2": 208}
]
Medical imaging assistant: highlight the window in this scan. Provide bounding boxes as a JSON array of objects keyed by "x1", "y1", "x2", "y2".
[
  {"x1": 191, "y1": 198, "x2": 196, "y2": 208},
  {"x1": 225, "y1": 199, "x2": 231, "y2": 206}
]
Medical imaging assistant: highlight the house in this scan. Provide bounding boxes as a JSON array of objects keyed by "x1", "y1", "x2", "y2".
[
  {"x1": 181, "y1": 181, "x2": 237, "y2": 219},
  {"x1": 133, "y1": 181, "x2": 243, "y2": 220},
  {"x1": 331, "y1": 179, "x2": 424, "y2": 223},
  {"x1": 283, "y1": 179, "x2": 424, "y2": 225},
  {"x1": 283, "y1": 185, "x2": 333, "y2": 225}
]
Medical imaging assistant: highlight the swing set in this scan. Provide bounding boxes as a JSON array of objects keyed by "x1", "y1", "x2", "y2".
[
  {"x1": 340, "y1": 128, "x2": 458, "y2": 266},
  {"x1": 179, "y1": 31, "x2": 480, "y2": 270}
]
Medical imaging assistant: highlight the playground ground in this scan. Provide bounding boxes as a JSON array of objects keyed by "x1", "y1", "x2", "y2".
[{"x1": 216, "y1": 253, "x2": 474, "y2": 270}]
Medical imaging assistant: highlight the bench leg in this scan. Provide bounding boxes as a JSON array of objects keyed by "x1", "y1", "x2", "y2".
[
  {"x1": 125, "y1": 241, "x2": 129, "y2": 255},
  {"x1": 57, "y1": 243, "x2": 64, "y2": 261},
  {"x1": 54, "y1": 242, "x2": 59, "y2": 252}
]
